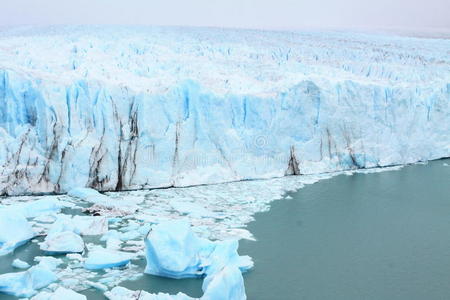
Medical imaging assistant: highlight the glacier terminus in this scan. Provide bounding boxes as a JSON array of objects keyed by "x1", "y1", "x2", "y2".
[{"x1": 0, "y1": 26, "x2": 448, "y2": 196}]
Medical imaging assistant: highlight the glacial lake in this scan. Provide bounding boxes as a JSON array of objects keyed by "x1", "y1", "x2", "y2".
[{"x1": 0, "y1": 159, "x2": 449, "y2": 299}]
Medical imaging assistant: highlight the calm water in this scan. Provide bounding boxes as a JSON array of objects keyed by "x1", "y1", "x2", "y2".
[
  {"x1": 0, "y1": 159, "x2": 449, "y2": 299},
  {"x1": 241, "y1": 158, "x2": 450, "y2": 300}
]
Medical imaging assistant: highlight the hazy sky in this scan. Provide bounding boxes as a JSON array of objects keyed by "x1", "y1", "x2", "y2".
[{"x1": 1, "y1": 0, "x2": 449, "y2": 30}]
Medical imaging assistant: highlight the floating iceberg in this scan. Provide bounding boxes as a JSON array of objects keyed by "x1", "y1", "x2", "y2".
[
  {"x1": 84, "y1": 248, "x2": 131, "y2": 270},
  {"x1": 145, "y1": 220, "x2": 252, "y2": 279},
  {"x1": 144, "y1": 220, "x2": 249, "y2": 299},
  {"x1": 0, "y1": 208, "x2": 35, "y2": 255},
  {"x1": 0, "y1": 265, "x2": 57, "y2": 297},
  {"x1": 0, "y1": 26, "x2": 448, "y2": 196},
  {"x1": 40, "y1": 231, "x2": 85, "y2": 254}
]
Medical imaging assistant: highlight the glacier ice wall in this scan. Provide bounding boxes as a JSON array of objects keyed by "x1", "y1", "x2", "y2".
[{"x1": 0, "y1": 26, "x2": 449, "y2": 195}]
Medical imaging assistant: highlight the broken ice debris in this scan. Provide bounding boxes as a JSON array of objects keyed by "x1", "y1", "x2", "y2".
[
  {"x1": 31, "y1": 287, "x2": 87, "y2": 300},
  {"x1": 104, "y1": 286, "x2": 195, "y2": 300},
  {"x1": 48, "y1": 214, "x2": 108, "y2": 236}
]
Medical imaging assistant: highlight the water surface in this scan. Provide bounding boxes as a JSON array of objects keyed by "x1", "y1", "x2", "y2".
[{"x1": 241, "y1": 159, "x2": 450, "y2": 300}]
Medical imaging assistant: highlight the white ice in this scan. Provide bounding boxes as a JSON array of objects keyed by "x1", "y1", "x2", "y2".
[
  {"x1": 145, "y1": 220, "x2": 252, "y2": 279},
  {"x1": 0, "y1": 27, "x2": 448, "y2": 196},
  {"x1": 31, "y1": 287, "x2": 87, "y2": 300},
  {"x1": 12, "y1": 258, "x2": 30, "y2": 269},
  {"x1": 84, "y1": 248, "x2": 131, "y2": 270},
  {"x1": 47, "y1": 214, "x2": 108, "y2": 236},
  {"x1": 0, "y1": 208, "x2": 35, "y2": 255},
  {"x1": 40, "y1": 231, "x2": 85, "y2": 254},
  {"x1": 0, "y1": 262, "x2": 58, "y2": 297},
  {"x1": 104, "y1": 286, "x2": 195, "y2": 300}
]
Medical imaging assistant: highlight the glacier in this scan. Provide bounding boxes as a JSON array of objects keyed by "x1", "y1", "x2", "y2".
[{"x1": 0, "y1": 26, "x2": 448, "y2": 195}]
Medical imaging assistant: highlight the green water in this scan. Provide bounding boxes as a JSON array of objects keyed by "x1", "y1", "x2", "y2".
[
  {"x1": 241, "y1": 159, "x2": 450, "y2": 300},
  {"x1": 0, "y1": 159, "x2": 449, "y2": 299}
]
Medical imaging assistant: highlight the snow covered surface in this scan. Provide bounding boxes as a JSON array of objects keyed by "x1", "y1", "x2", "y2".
[{"x1": 0, "y1": 26, "x2": 448, "y2": 195}]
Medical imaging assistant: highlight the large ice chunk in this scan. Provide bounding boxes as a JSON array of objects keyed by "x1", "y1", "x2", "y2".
[
  {"x1": 0, "y1": 265, "x2": 57, "y2": 297},
  {"x1": 0, "y1": 208, "x2": 35, "y2": 255},
  {"x1": 144, "y1": 220, "x2": 252, "y2": 279}
]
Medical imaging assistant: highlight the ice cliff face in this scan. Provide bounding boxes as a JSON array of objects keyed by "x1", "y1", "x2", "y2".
[{"x1": 0, "y1": 26, "x2": 448, "y2": 195}]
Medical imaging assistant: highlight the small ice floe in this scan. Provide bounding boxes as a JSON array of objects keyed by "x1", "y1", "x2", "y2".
[
  {"x1": 86, "y1": 280, "x2": 108, "y2": 292},
  {"x1": 73, "y1": 215, "x2": 108, "y2": 235},
  {"x1": 11, "y1": 258, "x2": 30, "y2": 269},
  {"x1": 31, "y1": 287, "x2": 87, "y2": 300},
  {"x1": 0, "y1": 208, "x2": 35, "y2": 255},
  {"x1": 34, "y1": 256, "x2": 63, "y2": 270},
  {"x1": 443, "y1": 163, "x2": 449, "y2": 167},
  {"x1": 84, "y1": 248, "x2": 131, "y2": 270},
  {"x1": 40, "y1": 231, "x2": 85, "y2": 254},
  {"x1": 104, "y1": 286, "x2": 195, "y2": 300},
  {"x1": 0, "y1": 261, "x2": 58, "y2": 297},
  {"x1": 145, "y1": 220, "x2": 253, "y2": 279}
]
